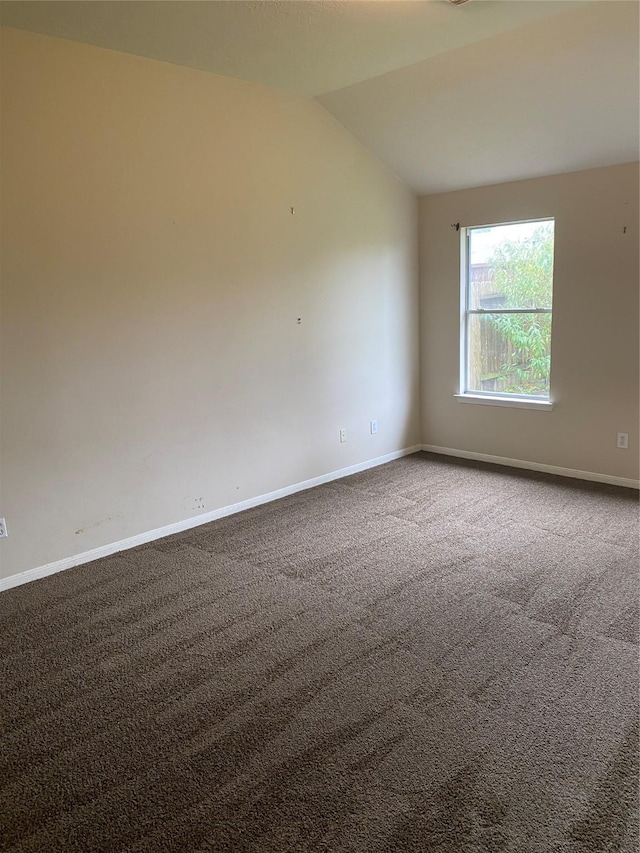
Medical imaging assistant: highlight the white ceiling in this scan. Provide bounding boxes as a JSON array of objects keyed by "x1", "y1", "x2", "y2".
[
  {"x1": 319, "y1": 1, "x2": 640, "y2": 193},
  {"x1": 1, "y1": 0, "x2": 638, "y2": 194}
]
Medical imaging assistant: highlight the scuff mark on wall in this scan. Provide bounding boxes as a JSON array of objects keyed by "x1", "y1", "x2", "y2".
[{"x1": 75, "y1": 514, "x2": 122, "y2": 535}]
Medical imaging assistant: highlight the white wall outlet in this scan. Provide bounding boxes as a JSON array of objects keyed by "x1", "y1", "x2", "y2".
[
  {"x1": 617, "y1": 432, "x2": 629, "y2": 449},
  {"x1": 339, "y1": 428, "x2": 347, "y2": 443},
  {"x1": 370, "y1": 419, "x2": 378, "y2": 435},
  {"x1": 0, "y1": 518, "x2": 7, "y2": 539}
]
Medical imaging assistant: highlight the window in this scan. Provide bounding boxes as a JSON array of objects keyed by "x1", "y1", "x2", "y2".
[{"x1": 459, "y1": 218, "x2": 555, "y2": 407}]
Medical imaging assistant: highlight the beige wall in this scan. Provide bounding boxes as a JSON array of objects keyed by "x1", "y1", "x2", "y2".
[
  {"x1": 420, "y1": 162, "x2": 639, "y2": 480},
  {"x1": 0, "y1": 28, "x2": 420, "y2": 580}
]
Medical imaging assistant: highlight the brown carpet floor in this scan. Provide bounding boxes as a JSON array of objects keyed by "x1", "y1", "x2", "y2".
[{"x1": 1, "y1": 451, "x2": 638, "y2": 852}]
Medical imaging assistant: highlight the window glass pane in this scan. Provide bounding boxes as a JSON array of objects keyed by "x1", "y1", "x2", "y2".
[
  {"x1": 467, "y1": 312, "x2": 552, "y2": 397},
  {"x1": 468, "y1": 220, "x2": 554, "y2": 311}
]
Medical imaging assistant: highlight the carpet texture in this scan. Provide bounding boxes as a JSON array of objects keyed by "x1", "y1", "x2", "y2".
[{"x1": 1, "y1": 452, "x2": 638, "y2": 852}]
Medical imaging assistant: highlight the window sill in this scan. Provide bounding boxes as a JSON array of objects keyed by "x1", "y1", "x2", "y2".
[{"x1": 454, "y1": 394, "x2": 554, "y2": 411}]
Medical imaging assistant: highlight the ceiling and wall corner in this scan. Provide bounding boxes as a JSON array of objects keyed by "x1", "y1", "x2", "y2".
[
  {"x1": 1, "y1": 0, "x2": 638, "y2": 193},
  {"x1": 0, "y1": 1, "x2": 582, "y2": 97}
]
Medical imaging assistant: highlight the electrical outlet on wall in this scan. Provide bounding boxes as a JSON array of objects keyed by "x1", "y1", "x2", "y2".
[
  {"x1": 617, "y1": 432, "x2": 629, "y2": 449},
  {"x1": 339, "y1": 428, "x2": 347, "y2": 443},
  {"x1": 370, "y1": 419, "x2": 378, "y2": 435},
  {"x1": 0, "y1": 518, "x2": 8, "y2": 538}
]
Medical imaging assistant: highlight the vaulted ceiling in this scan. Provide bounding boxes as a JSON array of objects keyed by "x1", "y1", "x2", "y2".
[{"x1": 1, "y1": 0, "x2": 638, "y2": 193}]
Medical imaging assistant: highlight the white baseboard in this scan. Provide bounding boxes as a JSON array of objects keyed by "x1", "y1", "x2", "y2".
[
  {"x1": 0, "y1": 445, "x2": 422, "y2": 593},
  {"x1": 421, "y1": 444, "x2": 640, "y2": 490}
]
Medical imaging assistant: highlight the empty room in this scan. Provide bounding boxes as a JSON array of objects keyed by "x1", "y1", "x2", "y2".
[{"x1": 1, "y1": 1, "x2": 638, "y2": 851}]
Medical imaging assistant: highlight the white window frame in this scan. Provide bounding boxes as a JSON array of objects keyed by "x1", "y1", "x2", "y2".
[{"x1": 456, "y1": 217, "x2": 555, "y2": 411}]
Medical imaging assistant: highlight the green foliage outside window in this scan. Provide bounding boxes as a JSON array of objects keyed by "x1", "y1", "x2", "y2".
[{"x1": 487, "y1": 222, "x2": 554, "y2": 395}]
